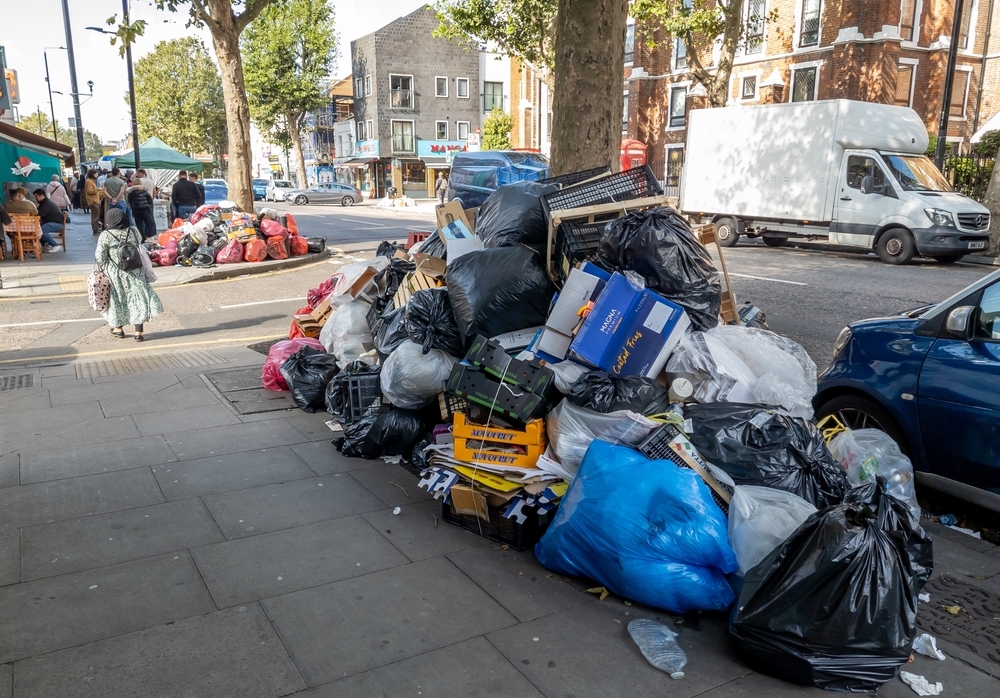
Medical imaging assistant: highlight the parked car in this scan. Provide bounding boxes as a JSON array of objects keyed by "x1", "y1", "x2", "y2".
[
  {"x1": 252, "y1": 178, "x2": 269, "y2": 200},
  {"x1": 446, "y1": 151, "x2": 549, "y2": 209},
  {"x1": 203, "y1": 180, "x2": 228, "y2": 206},
  {"x1": 266, "y1": 179, "x2": 295, "y2": 202},
  {"x1": 815, "y1": 268, "x2": 1000, "y2": 511},
  {"x1": 287, "y1": 182, "x2": 363, "y2": 206}
]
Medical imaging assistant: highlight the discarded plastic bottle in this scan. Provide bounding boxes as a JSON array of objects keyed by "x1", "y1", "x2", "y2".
[
  {"x1": 627, "y1": 619, "x2": 687, "y2": 679},
  {"x1": 939, "y1": 514, "x2": 958, "y2": 526}
]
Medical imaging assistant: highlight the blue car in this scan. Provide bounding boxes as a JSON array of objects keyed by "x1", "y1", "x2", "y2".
[
  {"x1": 252, "y1": 178, "x2": 268, "y2": 201},
  {"x1": 815, "y1": 268, "x2": 1000, "y2": 510}
]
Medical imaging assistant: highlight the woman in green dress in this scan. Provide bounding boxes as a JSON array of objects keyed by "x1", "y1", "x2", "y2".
[{"x1": 95, "y1": 208, "x2": 163, "y2": 341}]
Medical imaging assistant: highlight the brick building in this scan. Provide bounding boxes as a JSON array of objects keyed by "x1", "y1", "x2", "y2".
[
  {"x1": 508, "y1": 59, "x2": 554, "y2": 156},
  {"x1": 626, "y1": 0, "x2": 1000, "y2": 195}
]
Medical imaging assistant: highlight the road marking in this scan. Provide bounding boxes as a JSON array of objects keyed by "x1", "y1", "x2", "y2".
[
  {"x1": 219, "y1": 296, "x2": 307, "y2": 309},
  {"x1": 0, "y1": 317, "x2": 105, "y2": 329},
  {"x1": 729, "y1": 272, "x2": 808, "y2": 286},
  {"x1": 341, "y1": 218, "x2": 388, "y2": 228},
  {"x1": 0, "y1": 334, "x2": 287, "y2": 366}
]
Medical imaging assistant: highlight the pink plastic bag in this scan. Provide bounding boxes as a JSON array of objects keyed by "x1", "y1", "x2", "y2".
[
  {"x1": 215, "y1": 238, "x2": 244, "y2": 264},
  {"x1": 260, "y1": 218, "x2": 291, "y2": 238},
  {"x1": 263, "y1": 338, "x2": 324, "y2": 391},
  {"x1": 308, "y1": 277, "x2": 335, "y2": 308}
]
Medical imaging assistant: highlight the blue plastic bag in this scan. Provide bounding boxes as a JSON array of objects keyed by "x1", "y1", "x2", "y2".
[{"x1": 535, "y1": 439, "x2": 738, "y2": 613}]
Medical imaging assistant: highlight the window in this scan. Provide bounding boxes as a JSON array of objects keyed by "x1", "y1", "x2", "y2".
[
  {"x1": 959, "y1": 0, "x2": 973, "y2": 49},
  {"x1": 846, "y1": 155, "x2": 886, "y2": 190},
  {"x1": 669, "y1": 86, "x2": 686, "y2": 128},
  {"x1": 666, "y1": 146, "x2": 684, "y2": 189},
  {"x1": 951, "y1": 70, "x2": 970, "y2": 117},
  {"x1": 364, "y1": 75, "x2": 372, "y2": 96},
  {"x1": 624, "y1": 22, "x2": 635, "y2": 64},
  {"x1": 366, "y1": 119, "x2": 374, "y2": 140},
  {"x1": 800, "y1": 0, "x2": 821, "y2": 47},
  {"x1": 457, "y1": 121, "x2": 470, "y2": 140},
  {"x1": 436, "y1": 120, "x2": 448, "y2": 140},
  {"x1": 435, "y1": 77, "x2": 448, "y2": 97},
  {"x1": 356, "y1": 121, "x2": 364, "y2": 141},
  {"x1": 975, "y1": 282, "x2": 1000, "y2": 340},
  {"x1": 354, "y1": 78, "x2": 363, "y2": 98},
  {"x1": 791, "y1": 66, "x2": 818, "y2": 102},
  {"x1": 390, "y1": 75, "x2": 413, "y2": 109},
  {"x1": 391, "y1": 120, "x2": 414, "y2": 152},
  {"x1": 899, "y1": 0, "x2": 918, "y2": 42},
  {"x1": 622, "y1": 93, "x2": 629, "y2": 131},
  {"x1": 744, "y1": 0, "x2": 766, "y2": 55},
  {"x1": 456, "y1": 77, "x2": 470, "y2": 98},
  {"x1": 741, "y1": 75, "x2": 757, "y2": 99},
  {"x1": 894, "y1": 64, "x2": 914, "y2": 107},
  {"x1": 483, "y1": 81, "x2": 504, "y2": 111},
  {"x1": 675, "y1": 38, "x2": 687, "y2": 70}
]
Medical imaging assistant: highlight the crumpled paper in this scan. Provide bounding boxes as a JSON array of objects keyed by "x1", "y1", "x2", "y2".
[
  {"x1": 912, "y1": 633, "x2": 946, "y2": 661},
  {"x1": 901, "y1": 671, "x2": 943, "y2": 696}
]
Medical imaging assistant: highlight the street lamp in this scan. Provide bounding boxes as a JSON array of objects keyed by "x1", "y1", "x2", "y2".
[
  {"x1": 43, "y1": 47, "x2": 65, "y2": 141},
  {"x1": 87, "y1": 0, "x2": 140, "y2": 169}
]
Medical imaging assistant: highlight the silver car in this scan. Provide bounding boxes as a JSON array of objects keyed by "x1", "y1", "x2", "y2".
[{"x1": 287, "y1": 182, "x2": 364, "y2": 206}]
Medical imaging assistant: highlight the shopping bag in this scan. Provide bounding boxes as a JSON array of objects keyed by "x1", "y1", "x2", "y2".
[{"x1": 87, "y1": 267, "x2": 111, "y2": 312}]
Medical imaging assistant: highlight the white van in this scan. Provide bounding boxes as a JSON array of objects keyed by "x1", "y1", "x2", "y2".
[{"x1": 681, "y1": 99, "x2": 990, "y2": 264}]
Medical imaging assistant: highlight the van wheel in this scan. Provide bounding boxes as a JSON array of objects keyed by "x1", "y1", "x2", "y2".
[
  {"x1": 876, "y1": 228, "x2": 916, "y2": 265},
  {"x1": 714, "y1": 218, "x2": 740, "y2": 247},
  {"x1": 932, "y1": 255, "x2": 964, "y2": 264},
  {"x1": 763, "y1": 236, "x2": 788, "y2": 247}
]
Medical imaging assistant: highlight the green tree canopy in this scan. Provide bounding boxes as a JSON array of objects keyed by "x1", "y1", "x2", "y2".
[
  {"x1": 242, "y1": 0, "x2": 337, "y2": 188},
  {"x1": 132, "y1": 37, "x2": 227, "y2": 160},
  {"x1": 16, "y1": 109, "x2": 104, "y2": 166},
  {"x1": 481, "y1": 107, "x2": 513, "y2": 150}
]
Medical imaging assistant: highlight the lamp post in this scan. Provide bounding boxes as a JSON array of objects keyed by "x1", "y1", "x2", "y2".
[
  {"x1": 43, "y1": 47, "x2": 65, "y2": 141},
  {"x1": 60, "y1": 0, "x2": 87, "y2": 162},
  {"x1": 87, "y1": 0, "x2": 140, "y2": 169},
  {"x1": 933, "y1": 0, "x2": 965, "y2": 170}
]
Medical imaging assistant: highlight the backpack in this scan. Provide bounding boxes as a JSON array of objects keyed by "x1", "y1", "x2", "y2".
[{"x1": 113, "y1": 228, "x2": 143, "y2": 271}]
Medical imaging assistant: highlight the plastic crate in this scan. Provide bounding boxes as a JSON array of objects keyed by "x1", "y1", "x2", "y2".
[
  {"x1": 497, "y1": 165, "x2": 548, "y2": 186},
  {"x1": 639, "y1": 424, "x2": 733, "y2": 515},
  {"x1": 539, "y1": 165, "x2": 611, "y2": 189},
  {"x1": 442, "y1": 500, "x2": 553, "y2": 551},
  {"x1": 348, "y1": 373, "x2": 390, "y2": 423},
  {"x1": 554, "y1": 221, "x2": 605, "y2": 283},
  {"x1": 541, "y1": 165, "x2": 663, "y2": 220}
]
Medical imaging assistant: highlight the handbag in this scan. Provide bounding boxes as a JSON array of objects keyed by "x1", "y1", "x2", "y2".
[
  {"x1": 113, "y1": 228, "x2": 143, "y2": 271},
  {"x1": 139, "y1": 245, "x2": 157, "y2": 282},
  {"x1": 87, "y1": 266, "x2": 111, "y2": 312}
]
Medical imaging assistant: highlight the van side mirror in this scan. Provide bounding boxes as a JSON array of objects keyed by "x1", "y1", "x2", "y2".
[
  {"x1": 946, "y1": 305, "x2": 974, "y2": 340},
  {"x1": 860, "y1": 175, "x2": 874, "y2": 195}
]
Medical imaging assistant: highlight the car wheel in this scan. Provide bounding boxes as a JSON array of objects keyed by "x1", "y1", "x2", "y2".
[
  {"x1": 932, "y1": 254, "x2": 964, "y2": 264},
  {"x1": 342, "y1": 196, "x2": 354, "y2": 207},
  {"x1": 714, "y1": 217, "x2": 740, "y2": 247},
  {"x1": 876, "y1": 228, "x2": 916, "y2": 265},
  {"x1": 762, "y1": 236, "x2": 788, "y2": 247},
  {"x1": 294, "y1": 195, "x2": 307, "y2": 206},
  {"x1": 815, "y1": 393, "x2": 909, "y2": 454}
]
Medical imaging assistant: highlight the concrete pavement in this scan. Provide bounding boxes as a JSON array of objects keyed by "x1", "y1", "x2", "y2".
[{"x1": 0, "y1": 347, "x2": 998, "y2": 696}]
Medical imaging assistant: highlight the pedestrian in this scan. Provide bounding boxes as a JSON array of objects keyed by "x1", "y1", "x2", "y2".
[
  {"x1": 136, "y1": 168, "x2": 156, "y2": 198},
  {"x1": 69, "y1": 171, "x2": 80, "y2": 210},
  {"x1": 171, "y1": 170, "x2": 202, "y2": 219},
  {"x1": 97, "y1": 169, "x2": 108, "y2": 188},
  {"x1": 435, "y1": 173, "x2": 447, "y2": 206},
  {"x1": 4, "y1": 186, "x2": 38, "y2": 215},
  {"x1": 46, "y1": 175, "x2": 71, "y2": 218},
  {"x1": 189, "y1": 172, "x2": 206, "y2": 206},
  {"x1": 126, "y1": 176, "x2": 156, "y2": 240},
  {"x1": 95, "y1": 208, "x2": 162, "y2": 342},
  {"x1": 84, "y1": 169, "x2": 103, "y2": 235},
  {"x1": 31, "y1": 188, "x2": 65, "y2": 252}
]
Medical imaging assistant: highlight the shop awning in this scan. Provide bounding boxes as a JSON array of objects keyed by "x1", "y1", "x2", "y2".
[
  {"x1": 340, "y1": 157, "x2": 376, "y2": 167},
  {"x1": 420, "y1": 156, "x2": 451, "y2": 168},
  {"x1": 0, "y1": 122, "x2": 76, "y2": 175}
]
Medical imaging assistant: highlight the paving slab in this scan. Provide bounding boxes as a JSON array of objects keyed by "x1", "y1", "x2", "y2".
[
  {"x1": 202, "y1": 474, "x2": 384, "y2": 539},
  {"x1": 163, "y1": 418, "x2": 308, "y2": 461},
  {"x1": 262, "y1": 556, "x2": 517, "y2": 686},
  {"x1": 0, "y1": 400, "x2": 103, "y2": 438},
  {"x1": 132, "y1": 403, "x2": 241, "y2": 437},
  {"x1": 11, "y1": 604, "x2": 305, "y2": 698},
  {"x1": 447, "y1": 544, "x2": 594, "y2": 622},
  {"x1": 284, "y1": 411, "x2": 333, "y2": 440},
  {"x1": 0, "y1": 530, "x2": 18, "y2": 586},
  {"x1": 47, "y1": 373, "x2": 182, "y2": 407},
  {"x1": 19, "y1": 435, "x2": 176, "y2": 484},
  {"x1": 349, "y1": 464, "x2": 435, "y2": 508},
  {"x1": 10, "y1": 415, "x2": 141, "y2": 454},
  {"x1": 39, "y1": 374, "x2": 91, "y2": 389},
  {"x1": 0, "y1": 468, "x2": 164, "y2": 528},
  {"x1": 0, "y1": 387, "x2": 49, "y2": 410},
  {"x1": 152, "y1": 446, "x2": 317, "y2": 501},
  {"x1": 192, "y1": 516, "x2": 407, "y2": 608},
  {"x1": 101, "y1": 385, "x2": 222, "y2": 418},
  {"x1": 0, "y1": 454, "x2": 18, "y2": 489},
  {"x1": 21, "y1": 498, "x2": 224, "y2": 581},
  {"x1": 362, "y1": 499, "x2": 490, "y2": 562},
  {"x1": 305, "y1": 636, "x2": 545, "y2": 698},
  {"x1": 486, "y1": 601, "x2": 751, "y2": 698},
  {"x1": 0, "y1": 552, "x2": 215, "y2": 664},
  {"x1": 290, "y1": 440, "x2": 374, "y2": 475},
  {"x1": 930, "y1": 538, "x2": 1000, "y2": 582},
  {"x1": 0, "y1": 664, "x2": 8, "y2": 698}
]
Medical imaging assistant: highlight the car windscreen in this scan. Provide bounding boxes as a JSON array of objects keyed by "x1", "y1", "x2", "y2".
[
  {"x1": 252, "y1": 179, "x2": 268, "y2": 186},
  {"x1": 883, "y1": 154, "x2": 952, "y2": 192},
  {"x1": 204, "y1": 186, "x2": 227, "y2": 199},
  {"x1": 275, "y1": 181, "x2": 293, "y2": 188}
]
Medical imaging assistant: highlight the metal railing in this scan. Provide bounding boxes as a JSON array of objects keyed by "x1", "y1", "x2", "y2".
[
  {"x1": 943, "y1": 154, "x2": 994, "y2": 203},
  {"x1": 390, "y1": 88, "x2": 413, "y2": 109}
]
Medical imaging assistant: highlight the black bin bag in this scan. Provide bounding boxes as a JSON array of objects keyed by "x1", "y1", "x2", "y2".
[
  {"x1": 685, "y1": 403, "x2": 848, "y2": 509},
  {"x1": 568, "y1": 370, "x2": 670, "y2": 416},
  {"x1": 325, "y1": 361, "x2": 381, "y2": 424},
  {"x1": 370, "y1": 306, "x2": 409, "y2": 362},
  {"x1": 280, "y1": 347, "x2": 340, "y2": 413},
  {"x1": 729, "y1": 478, "x2": 934, "y2": 692},
  {"x1": 406, "y1": 288, "x2": 466, "y2": 357},
  {"x1": 476, "y1": 181, "x2": 557, "y2": 247},
  {"x1": 445, "y1": 246, "x2": 556, "y2": 341},
  {"x1": 599, "y1": 207, "x2": 722, "y2": 331},
  {"x1": 335, "y1": 408, "x2": 425, "y2": 459}
]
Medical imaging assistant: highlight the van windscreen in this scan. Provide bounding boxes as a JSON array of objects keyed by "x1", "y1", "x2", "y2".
[{"x1": 884, "y1": 155, "x2": 952, "y2": 192}]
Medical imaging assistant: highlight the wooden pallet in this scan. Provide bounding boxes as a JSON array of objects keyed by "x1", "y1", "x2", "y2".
[{"x1": 693, "y1": 224, "x2": 739, "y2": 324}]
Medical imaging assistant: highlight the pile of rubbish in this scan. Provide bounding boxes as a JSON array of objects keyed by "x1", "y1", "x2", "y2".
[
  {"x1": 142, "y1": 203, "x2": 324, "y2": 268},
  {"x1": 261, "y1": 165, "x2": 934, "y2": 693}
]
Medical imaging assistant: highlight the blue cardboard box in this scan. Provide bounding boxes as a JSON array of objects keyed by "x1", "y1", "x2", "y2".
[{"x1": 568, "y1": 272, "x2": 690, "y2": 378}]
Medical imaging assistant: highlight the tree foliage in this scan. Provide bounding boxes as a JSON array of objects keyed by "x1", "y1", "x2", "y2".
[
  {"x1": 482, "y1": 107, "x2": 513, "y2": 150},
  {"x1": 973, "y1": 130, "x2": 1000, "y2": 158},
  {"x1": 16, "y1": 110, "x2": 104, "y2": 165},
  {"x1": 133, "y1": 38, "x2": 227, "y2": 158}
]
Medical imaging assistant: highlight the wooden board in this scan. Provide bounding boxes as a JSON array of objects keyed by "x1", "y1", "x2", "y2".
[{"x1": 694, "y1": 224, "x2": 739, "y2": 324}]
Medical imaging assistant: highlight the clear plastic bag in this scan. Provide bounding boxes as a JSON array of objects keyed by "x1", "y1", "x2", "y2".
[
  {"x1": 665, "y1": 330, "x2": 757, "y2": 404},
  {"x1": 545, "y1": 399, "x2": 659, "y2": 478},
  {"x1": 829, "y1": 429, "x2": 920, "y2": 520},
  {"x1": 319, "y1": 300, "x2": 375, "y2": 367},
  {"x1": 379, "y1": 340, "x2": 456, "y2": 409},
  {"x1": 728, "y1": 485, "x2": 817, "y2": 576}
]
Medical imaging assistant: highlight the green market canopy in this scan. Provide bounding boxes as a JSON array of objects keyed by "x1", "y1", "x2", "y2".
[{"x1": 114, "y1": 136, "x2": 203, "y2": 172}]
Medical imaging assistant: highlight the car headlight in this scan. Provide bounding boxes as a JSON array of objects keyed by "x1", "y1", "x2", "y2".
[
  {"x1": 832, "y1": 326, "x2": 852, "y2": 360},
  {"x1": 924, "y1": 208, "x2": 955, "y2": 227}
]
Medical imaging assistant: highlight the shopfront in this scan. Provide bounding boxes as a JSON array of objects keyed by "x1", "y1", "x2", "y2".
[
  {"x1": 338, "y1": 139, "x2": 380, "y2": 196},
  {"x1": 417, "y1": 140, "x2": 466, "y2": 198},
  {"x1": 0, "y1": 122, "x2": 73, "y2": 199}
]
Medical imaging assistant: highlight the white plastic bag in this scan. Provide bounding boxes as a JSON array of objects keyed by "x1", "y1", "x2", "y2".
[
  {"x1": 320, "y1": 300, "x2": 375, "y2": 366},
  {"x1": 545, "y1": 399, "x2": 659, "y2": 478},
  {"x1": 828, "y1": 428, "x2": 920, "y2": 520},
  {"x1": 728, "y1": 485, "x2": 817, "y2": 576},
  {"x1": 327, "y1": 257, "x2": 389, "y2": 307},
  {"x1": 380, "y1": 340, "x2": 456, "y2": 409},
  {"x1": 665, "y1": 331, "x2": 757, "y2": 404},
  {"x1": 548, "y1": 360, "x2": 591, "y2": 394}
]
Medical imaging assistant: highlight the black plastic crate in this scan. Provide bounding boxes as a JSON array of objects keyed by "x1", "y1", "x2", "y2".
[
  {"x1": 445, "y1": 363, "x2": 547, "y2": 423},
  {"x1": 541, "y1": 165, "x2": 662, "y2": 221},
  {"x1": 442, "y1": 500, "x2": 553, "y2": 551},
  {"x1": 639, "y1": 424, "x2": 732, "y2": 515},
  {"x1": 348, "y1": 373, "x2": 390, "y2": 423},
  {"x1": 539, "y1": 165, "x2": 611, "y2": 189},
  {"x1": 464, "y1": 335, "x2": 555, "y2": 395},
  {"x1": 554, "y1": 221, "x2": 606, "y2": 283}
]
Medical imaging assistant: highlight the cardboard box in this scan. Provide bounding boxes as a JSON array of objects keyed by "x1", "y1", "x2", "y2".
[
  {"x1": 292, "y1": 297, "x2": 335, "y2": 338},
  {"x1": 413, "y1": 253, "x2": 447, "y2": 279},
  {"x1": 450, "y1": 484, "x2": 490, "y2": 522},
  {"x1": 435, "y1": 201, "x2": 474, "y2": 233},
  {"x1": 569, "y1": 272, "x2": 690, "y2": 378},
  {"x1": 538, "y1": 262, "x2": 611, "y2": 360}
]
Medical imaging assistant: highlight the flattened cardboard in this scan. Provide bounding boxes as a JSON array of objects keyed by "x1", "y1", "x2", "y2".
[{"x1": 450, "y1": 484, "x2": 490, "y2": 522}]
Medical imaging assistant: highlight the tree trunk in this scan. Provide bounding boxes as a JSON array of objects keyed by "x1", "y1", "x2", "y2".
[
  {"x1": 288, "y1": 113, "x2": 308, "y2": 190},
  {"x1": 550, "y1": 0, "x2": 630, "y2": 176},
  {"x1": 210, "y1": 17, "x2": 255, "y2": 213},
  {"x1": 985, "y1": 148, "x2": 1000, "y2": 255}
]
